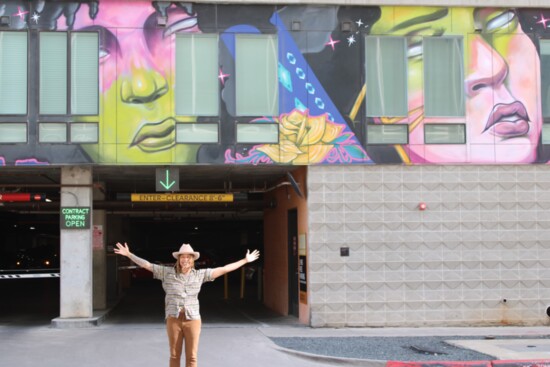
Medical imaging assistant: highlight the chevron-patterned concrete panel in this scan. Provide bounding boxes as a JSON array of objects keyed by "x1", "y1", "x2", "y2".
[{"x1": 307, "y1": 165, "x2": 550, "y2": 327}]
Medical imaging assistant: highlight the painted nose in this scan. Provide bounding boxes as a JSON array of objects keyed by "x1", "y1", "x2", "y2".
[
  {"x1": 120, "y1": 69, "x2": 168, "y2": 104},
  {"x1": 465, "y1": 35, "x2": 508, "y2": 97}
]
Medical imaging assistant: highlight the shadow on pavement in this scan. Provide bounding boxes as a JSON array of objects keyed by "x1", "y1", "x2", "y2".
[
  {"x1": 0, "y1": 274, "x2": 300, "y2": 328},
  {"x1": 106, "y1": 278, "x2": 300, "y2": 327}
]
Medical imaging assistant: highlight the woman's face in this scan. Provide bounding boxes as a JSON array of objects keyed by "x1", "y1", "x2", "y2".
[
  {"x1": 68, "y1": 3, "x2": 200, "y2": 163},
  {"x1": 371, "y1": 7, "x2": 542, "y2": 163},
  {"x1": 178, "y1": 254, "x2": 195, "y2": 272}
]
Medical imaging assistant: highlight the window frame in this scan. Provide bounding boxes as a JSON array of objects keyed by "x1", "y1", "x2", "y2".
[
  {"x1": 365, "y1": 123, "x2": 409, "y2": 145},
  {"x1": 69, "y1": 122, "x2": 99, "y2": 143},
  {"x1": 38, "y1": 122, "x2": 68, "y2": 144},
  {"x1": 70, "y1": 31, "x2": 100, "y2": 116},
  {"x1": 423, "y1": 123, "x2": 466, "y2": 144},
  {"x1": 541, "y1": 124, "x2": 550, "y2": 145},
  {"x1": 0, "y1": 122, "x2": 28, "y2": 144},
  {"x1": 234, "y1": 33, "x2": 279, "y2": 118},
  {"x1": 236, "y1": 122, "x2": 280, "y2": 144},
  {"x1": 0, "y1": 30, "x2": 29, "y2": 117},
  {"x1": 364, "y1": 35, "x2": 408, "y2": 118},
  {"x1": 175, "y1": 33, "x2": 220, "y2": 118},
  {"x1": 422, "y1": 36, "x2": 465, "y2": 118},
  {"x1": 38, "y1": 30, "x2": 99, "y2": 117},
  {"x1": 539, "y1": 39, "x2": 550, "y2": 120},
  {"x1": 38, "y1": 122, "x2": 99, "y2": 144},
  {"x1": 176, "y1": 123, "x2": 220, "y2": 144}
]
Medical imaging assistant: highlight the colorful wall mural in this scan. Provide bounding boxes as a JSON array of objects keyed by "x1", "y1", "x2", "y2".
[{"x1": 0, "y1": 1, "x2": 550, "y2": 166}]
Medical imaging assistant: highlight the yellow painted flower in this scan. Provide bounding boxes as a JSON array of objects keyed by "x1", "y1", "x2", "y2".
[{"x1": 257, "y1": 110, "x2": 343, "y2": 164}]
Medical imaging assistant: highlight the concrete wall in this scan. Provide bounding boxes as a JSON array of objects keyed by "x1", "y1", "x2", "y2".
[{"x1": 308, "y1": 165, "x2": 550, "y2": 327}]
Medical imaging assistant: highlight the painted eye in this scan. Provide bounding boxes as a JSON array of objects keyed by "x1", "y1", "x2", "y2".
[
  {"x1": 163, "y1": 16, "x2": 198, "y2": 38},
  {"x1": 407, "y1": 41, "x2": 423, "y2": 59},
  {"x1": 99, "y1": 48, "x2": 110, "y2": 60},
  {"x1": 485, "y1": 11, "x2": 517, "y2": 33}
]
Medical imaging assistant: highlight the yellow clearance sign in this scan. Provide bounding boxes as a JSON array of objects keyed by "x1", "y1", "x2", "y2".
[{"x1": 131, "y1": 193, "x2": 234, "y2": 203}]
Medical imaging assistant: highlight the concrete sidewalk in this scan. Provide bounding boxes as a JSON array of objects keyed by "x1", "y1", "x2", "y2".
[
  {"x1": 0, "y1": 322, "x2": 340, "y2": 367},
  {"x1": 3, "y1": 281, "x2": 550, "y2": 367},
  {"x1": 3, "y1": 321, "x2": 550, "y2": 367}
]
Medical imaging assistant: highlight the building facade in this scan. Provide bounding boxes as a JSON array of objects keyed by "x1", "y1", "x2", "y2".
[{"x1": 1, "y1": 0, "x2": 550, "y2": 327}]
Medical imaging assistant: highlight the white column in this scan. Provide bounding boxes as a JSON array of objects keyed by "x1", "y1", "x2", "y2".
[{"x1": 59, "y1": 166, "x2": 93, "y2": 318}]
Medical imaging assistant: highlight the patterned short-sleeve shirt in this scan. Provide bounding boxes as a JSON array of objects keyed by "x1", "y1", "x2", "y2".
[{"x1": 152, "y1": 264, "x2": 214, "y2": 320}]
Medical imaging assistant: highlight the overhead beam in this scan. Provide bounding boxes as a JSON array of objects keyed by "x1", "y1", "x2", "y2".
[{"x1": 182, "y1": 0, "x2": 549, "y2": 8}]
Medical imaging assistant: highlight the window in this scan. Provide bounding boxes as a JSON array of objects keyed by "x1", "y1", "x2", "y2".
[
  {"x1": 365, "y1": 36, "x2": 407, "y2": 117},
  {"x1": 176, "y1": 123, "x2": 218, "y2": 143},
  {"x1": 0, "y1": 123, "x2": 27, "y2": 143},
  {"x1": 71, "y1": 33, "x2": 99, "y2": 115},
  {"x1": 236, "y1": 34, "x2": 278, "y2": 116},
  {"x1": 0, "y1": 32, "x2": 27, "y2": 114},
  {"x1": 70, "y1": 123, "x2": 98, "y2": 143},
  {"x1": 176, "y1": 34, "x2": 219, "y2": 116},
  {"x1": 366, "y1": 124, "x2": 408, "y2": 144},
  {"x1": 38, "y1": 122, "x2": 98, "y2": 143},
  {"x1": 39, "y1": 123, "x2": 67, "y2": 143},
  {"x1": 423, "y1": 37, "x2": 465, "y2": 117},
  {"x1": 424, "y1": 123, "x2": 465, "y2": 144},
  {"x1": 236, "y1": 123, "x2": 279, "y2": 143},
  {"x1": 542, "y1": 124, "x2": 550, "y2": 144},
  {"x1": 40, "y1": 32, "x2": 67, "y2": 114},
  {"x1": 40, "y1": 32, "x2": 98, "y2": 115},
  {"x1": 540, "y1": 40, "x2": 550, "y2": 119}
]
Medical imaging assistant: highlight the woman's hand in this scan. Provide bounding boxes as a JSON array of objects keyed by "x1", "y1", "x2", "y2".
[
  {"x1": 211, "y1": 249, "x2": 261, "y2": 280},
  {"x1": 245, "y1": 249, "x2": 260, "y2": 263},
  {"x1": 114, "y1": 242, "x2": 131, "y2": 257}
]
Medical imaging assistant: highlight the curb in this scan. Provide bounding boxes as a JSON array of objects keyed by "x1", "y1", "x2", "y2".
[
  {"x1": 387, "y1": 361, "x2": 491, "y2": 367},
  {"x1": 387, "y1": 360, "x2": 550, "y2": 367},
  {"x1": 273, "y1": 344, "x2": 387, "y2": 366},
  {"x1": 492, "y1": 361, "x2": 550, "y2": 367},
  {"x1": 273, "y1": 345, "x2": 550, "y2": 367}
]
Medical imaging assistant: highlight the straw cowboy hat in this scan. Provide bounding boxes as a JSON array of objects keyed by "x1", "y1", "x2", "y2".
[{"x1": 172, "y1": 244, "x2": 200, "y2": 260}]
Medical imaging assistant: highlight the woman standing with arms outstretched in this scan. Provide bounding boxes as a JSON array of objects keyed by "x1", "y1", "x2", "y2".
[{"x1": 114, "y1": 242, "x2": 260, "y2": 367}]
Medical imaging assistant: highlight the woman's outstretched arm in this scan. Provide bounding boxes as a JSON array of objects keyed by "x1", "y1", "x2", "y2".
[
  {"x1": 211, "y1": 249, "x2": 260, "y2": 280},
  {"x1": 114, "y1": 242, "x2": 153, "y2": 272}
]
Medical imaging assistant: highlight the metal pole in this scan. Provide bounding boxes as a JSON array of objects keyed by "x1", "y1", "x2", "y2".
[
  {"x1": 257, "y1": 266, "x2": 262, "y2": 301},
  {"x1": 224, "y1": 273, "x2": 228, "y2": 300},
  {"x1": 240, "y1": 267, "x2": 245, "y2": 299}
]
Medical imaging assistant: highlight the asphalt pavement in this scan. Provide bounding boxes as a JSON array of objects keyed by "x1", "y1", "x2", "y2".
[{"x1": 2, "y1": 279, "x2": 550, "y2": 367}]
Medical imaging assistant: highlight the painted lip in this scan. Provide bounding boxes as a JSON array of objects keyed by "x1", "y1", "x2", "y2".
[
  {"x1": 130, "y1": 118, "x2": 176, "y2": 152},
  {"x1": 483, "y1": 101, "x2": 530, "y2": 138}
]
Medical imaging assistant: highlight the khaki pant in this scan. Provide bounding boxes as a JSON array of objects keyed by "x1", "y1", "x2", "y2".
[{"x1": 166, "y1": 312, "x2": 202, "y2": 367}]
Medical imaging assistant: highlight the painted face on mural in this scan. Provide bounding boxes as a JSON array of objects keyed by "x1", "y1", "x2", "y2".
[
  {"x1": 67, "y1": 2, "x2": 200, "y2": 163},
  {"x1": 371, "y1": 7, "x2": 542, "y2": 163}
]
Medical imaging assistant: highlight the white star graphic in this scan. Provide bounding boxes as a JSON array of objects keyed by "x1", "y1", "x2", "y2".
[
  {"x1": 31, "y1": 12, "x2": 40, "y2": 24},
  {"x1": 347, "y1": 34, "x2": 356, "y2": 46},
  {"x1": 356, "y1": 19, "x2": 364, "y2": 27}
]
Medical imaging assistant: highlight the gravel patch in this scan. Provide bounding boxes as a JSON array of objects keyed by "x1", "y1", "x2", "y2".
[{"x1": 270, "y1": 335, "x2": 550, "y2": 361}]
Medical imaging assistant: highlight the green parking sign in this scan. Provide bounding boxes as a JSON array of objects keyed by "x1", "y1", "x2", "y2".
[
  {"x1": 156, "y1": 168, "x2": 179, "y2": 192},
  {"x1": 60, "y1": 207, "x2": 91, "y2": 229}
]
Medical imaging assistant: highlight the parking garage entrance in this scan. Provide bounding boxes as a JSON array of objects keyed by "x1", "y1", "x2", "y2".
[{"x1": 0, "y1": 165, "x2": 306, "y2": 326}]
